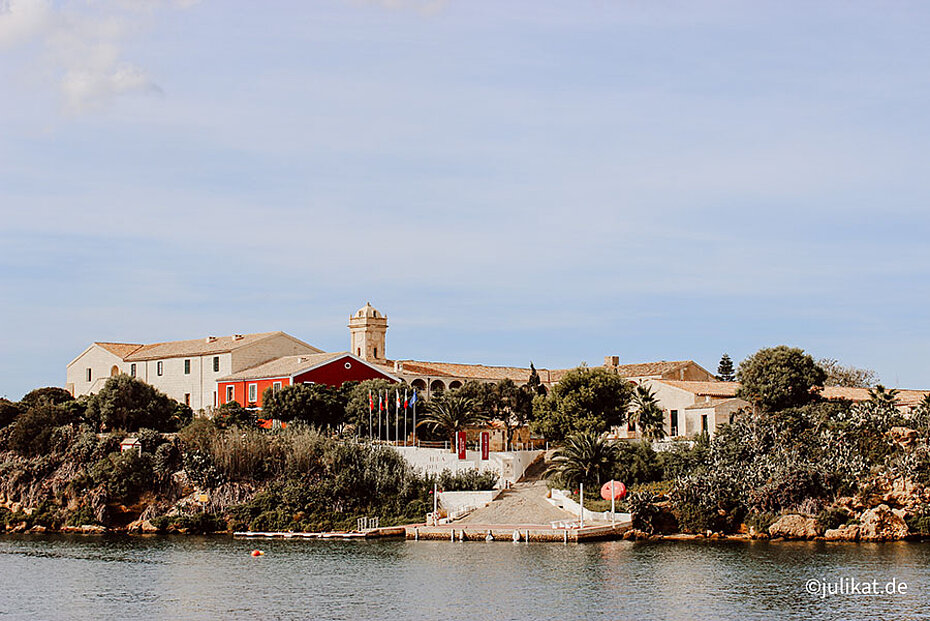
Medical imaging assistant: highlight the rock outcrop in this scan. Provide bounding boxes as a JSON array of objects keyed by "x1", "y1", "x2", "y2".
[
  {"x1": 859, "y1": 504, "x2": 909, "y2": 541},
  {"x1": 768, "y1": 514, "x2": 819, "y2": 539},
  {"x1": 824, "y1": 524, "x2": 860, "y2": 541}
]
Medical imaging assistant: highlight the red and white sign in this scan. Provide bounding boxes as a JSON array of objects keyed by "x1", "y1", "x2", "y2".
[
  {"x1": 456, "y1": 431, "x2": 467, "y2": 459},
  {"x1": 480, "y1": 432, "x2": 490, "y2": 460}
]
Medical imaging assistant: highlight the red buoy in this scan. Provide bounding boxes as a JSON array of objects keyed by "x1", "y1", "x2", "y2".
[
  {"x1": 251, "y1": 549, "x2": 264, "y2": 557},
  {"x1": 600, "y1": 481, "x2": 626, "y2": 501}
]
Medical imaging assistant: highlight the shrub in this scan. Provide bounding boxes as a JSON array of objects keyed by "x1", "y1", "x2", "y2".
[
  {"x1": 183, "y1": 449, "x2": 225, "y2": 489},
  {"x1": 744, "y1": 511, "x2": 778, "y2": 535},
  {"x1": 816, "y1": 507, "x2": 850, "y2": 533}
]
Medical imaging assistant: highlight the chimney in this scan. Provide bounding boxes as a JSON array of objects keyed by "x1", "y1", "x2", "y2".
[
  {"x1": 205, "y1": 336, "x2": 217, "y2": 343},
  {"x1": 604, "y1": 355, "x2": 619, "y2": 368},
  {"x1": 394, "y1": 360, "x2": 404, "y2": 373}
]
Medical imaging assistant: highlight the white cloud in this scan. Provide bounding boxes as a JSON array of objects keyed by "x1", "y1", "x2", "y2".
[{"x1": 0, "y1": 0, "x2": 190, "y2": 113}]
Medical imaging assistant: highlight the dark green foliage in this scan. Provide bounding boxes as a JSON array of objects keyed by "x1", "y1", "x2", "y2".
[
  {"x1": 213, "y1": 400, "x2": 255, "y2": 429},
  {"x1": 545, "y1": 431, "x2": 619, "y2": 487},
  {"x1": 625, "y1": 490, "x2": 659, "y2": 533},
  {"x1": 183, "y1": 449, "x2": 225, "y2": 488},
  {"x1": 613, "y1": 441, "x2": 663, "y2": 485},
  {"x1": 0, "y1": 399, "x2": 23, "y2": 428},
  {"x1": 85, "y1": 374, "x2": 180, "y2": 432},
  {"x1": 344, "y1": 379, "x2": 405, "y2": 435},
  {"x1": 629, "y1": 385, "x2": 666, "y2": 441},
  {"x1": 135, "y1": 428, "x2": 168, "y2": 454},
  {"x1": 431, "y1": 468, "x2": 500, "y2": 491},
  {"x1": 151, "y1": 512, "x2": 226, "y2": 534},
  {"x1": 262, "y1": 383, "x2": 345, "y2": 428},
  {"x1": 90, "y1": 451, "x2": 155, "y2": 504},
  {"x1": 531, "y1": 366, "x2": 633, "y2": 441},
  {"x1": 744, "y1": 511, "x2": 778, "y2": 535},
  {"x1": 153, "y1": 442, "x2": 181, "y2": 477},
  {"x1": 8, "y1": 404, "x2": 80, "y2": 457},
  {"x1": 716, "y1": 354, "x2": 736, "y2": 382},
  {"x1": 20, "y1": 387, "x2": 75, "y2": 409},
  {"x1": 736, "y1": 346, "x2": 827, "y2": 412},
  {"x1": 527, "y1": 363, "x2": 547, "y2": 397},
  {"x1": 418, "y1": 392, "x2": 489, "y2": 447},
  {"x1": 816, "y1": 507, "x2": 850, "y2": 533}
]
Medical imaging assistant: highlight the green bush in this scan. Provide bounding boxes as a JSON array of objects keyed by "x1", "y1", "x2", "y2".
[
  {"x1": 744, "y1": 511, "x2": 778, "y2": 535},
  {"x1": 91, "y1": 452, "x2": 155, "y2": 504},
  {"x1": 815, "y1": 507, "x2": 850, "y2": 533}
]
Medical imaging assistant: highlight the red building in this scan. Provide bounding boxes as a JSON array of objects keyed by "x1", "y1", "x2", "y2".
[{"x1": 217, "y1": 352, "x2": 398, "y2": 408}]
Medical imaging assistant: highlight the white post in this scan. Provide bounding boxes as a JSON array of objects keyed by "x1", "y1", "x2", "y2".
[
  {"x1": 611, "y1": 481, "x2": 616, "y2": 528},
  {"x1": 433, "y1": 482, "x2": 438, "y2": 524},
  {"x1": 580, "y1": 482, "x2": 584, "y2": 528}
]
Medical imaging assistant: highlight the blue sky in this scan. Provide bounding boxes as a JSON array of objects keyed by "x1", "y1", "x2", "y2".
[{"x1": 2, "y1": 0, "x2": 930, "y2": 399}]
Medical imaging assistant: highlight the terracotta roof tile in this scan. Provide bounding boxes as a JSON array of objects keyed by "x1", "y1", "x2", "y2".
[
  {"x1": 123, "y1": 331, "x2": 320, "y2": 361},
  {"x1": 653, "y1": 380, "x2": 741, "y2": 397},
  {"x1": 95, "y1": 342, "x2": 144, "y2": 358}
]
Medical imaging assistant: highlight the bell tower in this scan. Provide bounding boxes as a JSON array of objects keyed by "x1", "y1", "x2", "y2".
[{"x1": 349, "y1": 302, "x2": 388, "y2": 362}]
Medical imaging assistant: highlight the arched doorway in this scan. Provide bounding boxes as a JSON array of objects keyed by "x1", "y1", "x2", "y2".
[
  {"x1": 448, "y1": 380, "x2": 463, "y2": 390},
  {"x1": 110, "y1": 365, "x2": 120, "y2": 377},
  {"x1": 430, "y1": 379, "x2": 445, "y2": 394},
  {"x1": 412, "y1": 379, "x2": 427, "y2": 391}
]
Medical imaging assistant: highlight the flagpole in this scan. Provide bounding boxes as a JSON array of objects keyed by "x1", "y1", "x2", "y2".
[
  {"x1": 395, "y1": 391, "x2": 399, "y2": 445},
  {"x1": 368, "y1": 390, "x2": 373, "y2": 441},
  {"x1": 412, "y1": 391, "x2": 417, "y2": 447},
  {"x1": 404, "y1": 390, "x2": 408, "y2": 446}
]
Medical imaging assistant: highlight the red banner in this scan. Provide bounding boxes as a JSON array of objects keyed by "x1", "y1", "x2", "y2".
[
  {"x1": 457, "y1": 431, "x2": 467, "y2": 460},
  {"x1": 480, "y1": 432, "x2": 489, "y2": 460}
]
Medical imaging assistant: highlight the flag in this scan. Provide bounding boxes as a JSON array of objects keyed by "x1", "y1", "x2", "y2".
[
  {"x1": 378, "y1": 393, "x2": 383, "y2": 411},
  {"x1": 396, "y1": 391, "x2": 401, "y2": 411},
  {"x1": 409, "y1": 390, "x2": 417, "y2": 407},
  {"x1": 404, "y1": 389, "x2": 409, "y2": 409},
  {"x1": 369, "y1": 390, "x2": 373, "y2": 412}
]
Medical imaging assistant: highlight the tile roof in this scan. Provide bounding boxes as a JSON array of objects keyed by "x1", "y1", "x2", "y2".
[
  {"x1": 219, "y1": 352, "x2": 347, "y2": 381},
  {"x1": 821, "y1": 386, "x2": 930, "y2": 407},
  {"x1": 653, "y1": 380, "x2": 741, "y2": 397},
  {"x1": 95, "y1": 342, "x2": 144, "y2": 358},
  {"x1": 391, "y1": 360, "x2": 544, "y2": 383},
  {"x1": 122, "y1": 331, "x2": 320, "y2": 361},
  {"x1": 685, "y1": 397, "x2": 747, "y2": 410}
]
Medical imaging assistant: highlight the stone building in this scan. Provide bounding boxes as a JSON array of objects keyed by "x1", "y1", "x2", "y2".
[
  {"x1": 66, "y1": 332, "x2": 320, "y2": 411},
  {"x1": 348, "y1": 303, "x2": 716, "y2": 398}
]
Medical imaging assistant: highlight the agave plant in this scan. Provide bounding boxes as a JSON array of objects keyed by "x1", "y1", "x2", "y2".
[
  {"x1": 629, "y1": 384, "x2": 667, "y2": 441},
  {"x1": 545, "y1": 431, "x2": 619, "y2": 487}
]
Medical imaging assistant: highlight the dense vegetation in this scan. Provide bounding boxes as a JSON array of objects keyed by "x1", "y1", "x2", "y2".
[{"x1": 0, "y1": 376, "x2": 497, "y2": 534}]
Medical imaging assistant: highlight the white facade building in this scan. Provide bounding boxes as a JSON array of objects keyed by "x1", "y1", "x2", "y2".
[{"x1": 66, "y1": 332, "x2": 320, "y2": 411}]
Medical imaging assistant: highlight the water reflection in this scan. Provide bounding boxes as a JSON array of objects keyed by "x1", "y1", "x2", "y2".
[{"x1": 1, "y1": 535, "x2": 929, "y2": 620}]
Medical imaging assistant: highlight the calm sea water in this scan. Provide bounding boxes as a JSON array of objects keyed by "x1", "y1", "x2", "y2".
[{"x1": 1, "y1": 535, "x2": 929, "y2": 620}]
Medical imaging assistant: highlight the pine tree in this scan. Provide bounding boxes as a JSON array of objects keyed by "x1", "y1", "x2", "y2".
[
  {"x1": 717, "y1": 353, "x2": 736, "y2": 382},
  {"x1": 527, "y1": 362, "x2": 547, "y2": 396}
]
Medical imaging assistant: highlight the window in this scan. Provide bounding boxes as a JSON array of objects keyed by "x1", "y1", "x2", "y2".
[
  {"x1": 130, "y1": 363, "x2": 136, "y2": 378},
  {"x1": 184, "y1": 393, "x2": 191, "y2": 406},
  {"x1": 670, "y1": 410, "x2": 679, "y2": 436},
  {"x1": 374, "y1": 347, "x2": 378, "y2": 358},
  {"x1": 184, "y1": 359, "x2": 191, "y2": 375},
  {"x1": 273, "y1": 381, "x2": 282, "y2": 393},
  {"x1": 226, "y1": 385, "x2": 235, "y2": 403},
  {"x1": 701, "y1": 415, "x2": 709, "y2": 434},
  {"x1": 628, "y1": 420, "x2": 636, "y2": 432},
  {"x1": 213, "y1": 391, "x2": 217, "y2": 407},
  {"x1": 248, "y1": 383, "x2": 257, "y2": 402},
  {"x1": 213, "y1": 356, "x2": 219, "y2": 372},
  {"x1": 157, "y1": 361, "x2": 164, "y2": 376},
  {"x1": 357, "y1": 348, "x2": 361, "y2": 356},
  {"x1": 86, "y1": 368, "x2": 92, "y2": 382}
]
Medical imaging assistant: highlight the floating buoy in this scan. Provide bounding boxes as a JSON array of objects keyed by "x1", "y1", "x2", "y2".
[{"x1": 251, "y1": 549, "x2": 264, "y2": 557}]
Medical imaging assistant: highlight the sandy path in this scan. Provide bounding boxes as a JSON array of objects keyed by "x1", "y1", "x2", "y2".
[{"x1": 456, "y1": 480, "x2": 576, "y2": 526}]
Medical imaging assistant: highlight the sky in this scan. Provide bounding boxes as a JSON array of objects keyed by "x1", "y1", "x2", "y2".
[{"x1": 2, "y1": 0, "x2": 930, "y2": 400}]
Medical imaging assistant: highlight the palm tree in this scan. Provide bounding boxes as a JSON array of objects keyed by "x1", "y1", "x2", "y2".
[
  {"x1": 868, "y1": 385, "x2": 900, "y2": 409},
  {"x1": 544, "y1": 431, "x2": 619, "y2": 488},
  {"x1": 629, "y1": 384, "x2": 667, "y2": 441},
  {"x1": 417, "y1": 393, "x2": 488, "y2": 451}
]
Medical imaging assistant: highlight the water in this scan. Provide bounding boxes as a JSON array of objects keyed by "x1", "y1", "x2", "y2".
[{"x1": 1, "y1": 535, "x2": 929, "y2": 620}]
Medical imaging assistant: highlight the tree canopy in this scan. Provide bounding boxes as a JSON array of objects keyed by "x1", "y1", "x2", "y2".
[
  {"x1": 716, "y1": 354, "x2": 736, "y2": 382},
  {"x1": 736, "y1": 346, "x2": 827, "y2": 412},
  {"x1": 85, "y1": 374, "x2": 181, "y2": 432},
  {"x1": 818, "y1": 358, "x2": 878, "y2": 388},
  {"x1": 530, "y1": 366, "x2": 633, "y2": 441},
  {"x1": 261, "y1": 383, "x2": 346, "y2": 428}
]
